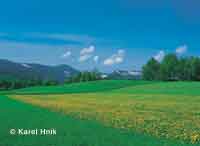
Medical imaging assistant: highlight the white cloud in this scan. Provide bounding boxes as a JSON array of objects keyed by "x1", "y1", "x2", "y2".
[
  {"x1": 80, "y1": 45, "x2": 95, "y2": 55},
  {"x1": 79, "y1": 45, "x2": 95, "y2": 62},
  {"x1": 104, "y1": 58, "x2": 115, "y2": 65},
  {"x1": 93, "y1": 56, "x2": 99, "y2": 63},
  {"x1": 61, "y1": 50, "x2": 71, "y2": 58},
  {"x1": 104, "y1": 49, "x2": 125, "y2": 66},
  {"x1": 79, "y1": 54, "x2": 92, "y2": 62},
  {"x1": 154, "y1": 50, "x2": 165, "y2": 62},
  {"x1": 176, "y1": 45, "x2": 187, "y2": 55},
  {"x1": 115, "y1": 56, "x2": 123, "y2": 63}
]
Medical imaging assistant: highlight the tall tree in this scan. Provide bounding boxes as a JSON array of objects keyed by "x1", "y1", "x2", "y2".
[
  {"x1": 190, "y1": 57, "x2": 200, "y2": 81},
  {"x1": 177, "y1": 57, "x2": 189, "y2": 80},
  {"x1": 160, "y1": 54, "x2": 179, "y2": 81},
  {"x1": 142, "y1": 58, "x2": 160, "y2": 80}
]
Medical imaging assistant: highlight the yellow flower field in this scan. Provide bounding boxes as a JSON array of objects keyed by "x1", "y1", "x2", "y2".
[{"x1": 11, "y1": 92, "x2": 200, "y2": 144}]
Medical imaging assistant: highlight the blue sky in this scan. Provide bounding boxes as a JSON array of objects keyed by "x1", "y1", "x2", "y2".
[{"x1": 0, "y1": 0, "x2": 200, "y2": 72}]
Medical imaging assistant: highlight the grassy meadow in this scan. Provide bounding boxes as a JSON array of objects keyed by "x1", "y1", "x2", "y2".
[
  {"x1": 1, "y1": 80, "x2": 151, "y2": 94},
  {"x1": 1, "y1": 80, "x2": 200, "y2": 146}
]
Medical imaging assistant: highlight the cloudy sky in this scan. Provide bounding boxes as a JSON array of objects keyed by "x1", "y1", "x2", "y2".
[{"x1": 0, "y1": 0, "x2": 200, "y2": 72}]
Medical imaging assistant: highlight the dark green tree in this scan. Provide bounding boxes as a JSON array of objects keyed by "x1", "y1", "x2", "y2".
[
  {"x1": 160, "y1": 54, "x2": 179, "y2": 81},
  {"x1": 65, "y1": 71, "x2": 101, "y2": 84},
  {"x1": 189, "y1": 57, "x2": 200, "y2": 81},
  {"x1": 142, "y1": 58, "x2": 160, "y2": 80}
]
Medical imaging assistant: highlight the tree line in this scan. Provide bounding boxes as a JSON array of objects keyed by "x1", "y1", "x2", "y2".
[
  {"x1": 0, "y1": 79, "x2": 59, "y2": 90},
  {"x1": 66, "y1": 71, "x2": 102, "y2": 83},
  {"x1": 0, "y1": 71, "x2": 102, "y2": 90},
  {"x1": 142, "y1": 54, "x2": 200, "y2": 81}
]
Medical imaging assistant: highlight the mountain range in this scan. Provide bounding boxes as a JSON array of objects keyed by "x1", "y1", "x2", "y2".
[
  {"x1": 0, "y1": 59, "x2": 79, "y2": 83},
  {"x1": 0, "y1": 59, "x2": 142, "y2": 83}
]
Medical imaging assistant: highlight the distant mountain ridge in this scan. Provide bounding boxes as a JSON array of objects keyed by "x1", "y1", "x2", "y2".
[
  {"x1": 107, "y1": 70, "x2": 142, "y2": 80},
  {"x1": 0, "y1": 59, "x2": 79, "y2": 83}
]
